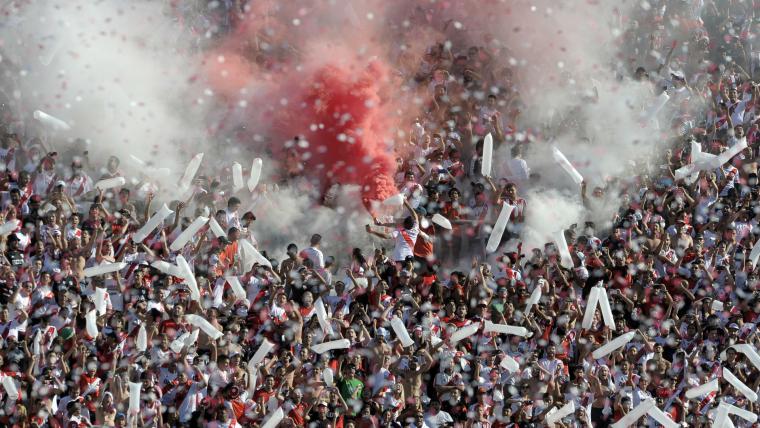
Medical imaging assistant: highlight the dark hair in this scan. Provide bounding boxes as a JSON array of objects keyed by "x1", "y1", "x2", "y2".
[
  {"x1": 403, "y1": 216, "x2": 415, "y2": 230},
  {"x1": 227, "y1": 197, "x2": 241, "y2": 207},
  {"x1": 310, "y1": 234, "x2": 322, "y2": 246}
]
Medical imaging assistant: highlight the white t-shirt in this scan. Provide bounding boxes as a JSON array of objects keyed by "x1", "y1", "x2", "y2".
[
  {"x1": 391, "y1": 225, "x2": 419, "y2": 262},
  {"x1": 300, "y1": 246, "x2": 324, "y2": 269}
]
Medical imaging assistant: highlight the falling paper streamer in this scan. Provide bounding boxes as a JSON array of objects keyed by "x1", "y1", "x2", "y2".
[
  {"x1": 314, "y1": 298, "x2": 335, "y2": 336},
  {"x1": 248, "y1": 158, "x2": 263, "y2": 192},
  {"x1": 178, "y1": 153, "x2": 204, "y2": 191},
  {"x1": 1, "y1": 375, "x2": 18, "y2": 400},
  {"x1": 249, "y1": 339, "x2": 275, "y2": 368},
  {"x1": 382, "y1": 193, "x2": 405, "y2": 206},
  {"x1": 645, "y1": 91, "x2": 670, "y2": 122},
  {"x1": 582, "y1": 287, "x2": 601, "y2": 329},
  {"x1": 675, "y1": 139, "x2": 747, "y2": 181},
  {"x1": 232, "y1": 162, "x2": 244, "y2": 192},
  {"x1": 749, "y1": 239, "x2": 760, "y2": 268},
  {"x1": 32, "y1": 330, "x2": 41, "y2": 356},
  {"x1": 226, "y1": 276, "x2": 247, "y2": 301},
  {"x1": 598, "y1": 288, "x2": 616, "y2": 331},
  {"x1": 310, "y1": 339, "x2": 351, "y2": 354},
  {"x1": 481, "y1": 133, "x2": 493, "y2": 178},
  {"x1": 592, "y1": 331, "x2": 636, "y2": 360},
  {"x1": 685, "y1": 378, "x2": 718, "y2": 399},
  {"x1": 524, "y1": 284, "x2": 542, "y2": 317},
  {"x1": 723, "y1": 367, "x2": 758, "y2": 402},
  {"x1": 711, "y1": 300, "x2": 725, "y2": 312},
  {"x1": 208, "y1": 217, "x2": 226, "y2": 238},
  {"x1": 136, "y1": 325, "x2": 148, "y2": 353},
  {"x1": 84, "y1": 262, "x2": 127, "y2": 278},
  {"x1": 128, "y1": 382, "x2": 141, "y2": 414},
  {"x1": 484, "y1": 320, "x2": 528, "y2": 337},
  {"x1": 94, "y1": 287, "x2": 108, "y2": 316},
  {"x1": 85, "y1": 310, "x2": 98, "y2": 339},
  {"x1": 648, "y1": 405, "x2": 678, "y2": 428},
  {"x1": 261, "y1": 407, "x2": 284, "y2": 428},
  {"x1": 390, "y1": 317, "x2": 415, "y2": 347},
  {"x1": 170, "y1": 331, "x2": 191, "y2": 353},
  {"x1": 132, "y1": 203, "x2": 173, "y2": 242},
  {"x1": 486, "y1": 203, "x2": 514, "y2": 253},
  {"x1": 546, "y1": 402, "x2": 575, "y2": 428},
  {"x1": 185, "y1": 314, "x2": 223, "y2": 340},
  {"x1": 732, "y1": 344, "x2": 760, "y2": 371},
  {"x1": 499, "y1": 354, "x2": 520, "y2": 373},
  {"x1": 323, "y1": 367, "x2": 334, "y2": 387},
  {"x1": 150, "y1": 260, "x2": 184, "y2": 277},
  {"x1": 169, "y1": 216, "x2": 209, "y2": 251},
  {"x1": 94, "y1": 176, "x2": 126, "y2": 191},
  {"x1": 552, "y1": 229, "x2": 574, "y2": 269},
  {"x1": 129, "y1": 154, "x2": 147, "y2": 168},
  {"x1": 552, "y1": 146, "x2": 583, "y2": 186},
  {"x1": 449, "y1": 322, "x2": 480, "y2": 344},
  {"x1": 33, "y1": 110, "x2": 71, "y2": 131},
  {"x1": 431, "y1": 213, "x2": 452, "y2": 230},
  {"x1": 610, "y1": 399, "x2": 654, "y2": 428},
  {"x1": 721, "y1": 401, "x2": 759, "y2": 423},
  {"x1": 184, "y1": 329, "x2": 200, "y2": 348},
  {"x1": 0, "y1": 220, "x2": 19, "y2": 237},
  {"x1": 175, "y1": 255, "x2": 200, "y2": 302}
]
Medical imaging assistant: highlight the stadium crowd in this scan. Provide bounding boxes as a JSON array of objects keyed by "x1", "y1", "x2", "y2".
[{"x1": 0, "y1": 0, "x2": 760, "y2": 427}]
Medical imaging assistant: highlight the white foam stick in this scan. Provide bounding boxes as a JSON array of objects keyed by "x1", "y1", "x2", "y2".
[
  {"x1": 598, "y1": 288, "x2": 616, "y2": 331},
  {"x1": 178, "y1": 153, "x2": 204, "y2": 190},
  {"x1": 226, "y1": 276, "x2": 247, "y2": 301},
  {"x1": 94, "y1": 176, "x2": 126, "y2": 191},
  {"x1": 83, "y1": 262, "x2": 127, "y2": 278},
  {"x1": 382, "y1": 193, "x2": 405, "y2": 206},
  {"x1": 481, "y1": 133, "x2": 493, "y2": 177},
  {"x1": 449, "y1": 322, "x2": 481, "y2": 344},
  {"x1": 486, "y1": 203, "x2": 514, "y2": 253},
  {"x1": 232, "y1": 162, "x2": 244, "y2": 191},
  {"x1": 610, "y1": 398, "x2": 654, "y2": 428},
  {"x1": 646, "y1": 92, "x2": 670, "y2": 121},
  {"x1": 150, "y1": 260, "x2": 183, "y2": 277},
  {"x1": 208, "y1": 217, "x2": 226, "y2": 238},
  {"x1": 749, "y1": 239, "x2": 760, "y2": 268},
  {"x1": 248, "y1": 158, "x2": 263, "y2": 192},
  {"x1": 592, "y1": 331, "x2": 636, "y2": 360},
  {"x1": 129, "y1": 154, "x2": 146, "y2": 168},
  {"x1": 713, "y1": 404, "x2": 729, "y2": 428},
  {"x1": 685, "y1": 378, "x2": 718, "y2": 399},
  {"x1": 185, "y1": 314, "x2": 223, "y2": 340},
  {"x1": 647, "y1": 405, "x2": 678, "y2": 428},
  {"x1": 484, "y1": 320, "x2": 528, "y2": 337},
  {"x1": 552, "y1": 146, "x2": 583, "y2": 185},
  {"x1": 733, "y1": 344, "x2": 760, "y2": 371},
  {"x1": 524, "y1": 284, "x2": 542, "y2": 316},
  {"x1": 582, "y1": 287, "x2": 601, "y2": 329},
  {"x1": 169, "y1": 216, "x2": 209, "y2": 251},
  {"x1": 723, "y1": 367, "x2": 758, "y2": 402},
  {"x1": 261, "y1": 407, "x2": 284, "y2": 428},
  {"x1": 499, "y1": 354, "x2": 520, "y2": 372},
  {"x1": 176, "y1": 255, "x2": 200, "y2": 302},
  {"x1": 323, "y1": 367, "x2": 334, "y2": 388},
  {"x1": 310, "y1": 339, "x2": 351, "y2": 354},
  {"x1": 431, "y1": 213, "x2": 452, "y2": 230},
  {"x1": 546, "y1": 401, "x2": 575, "y2": 427},
  {"x1": 390, "y1": 317, "x2": 414, "y2": 347},
  {"x1": 2, "y1": 375, "x2": 18, "y2": 400},
  {"x1": 241, "y1": 239, "x2": 271, "y2": 269},
  {"x1": 85, "y1": 310, "x2": 98, "y2": 339},
  {"x1": 170, "y1": 331, "x2": 190, "y2": 353},
  {"x1": 94, "y1": 287, "x2": 108, "y2": 316},
  {"x1": 314, "y1": 298, "x2": 334, "y2": 336},
  {"x1": 136, "y1": 324, "x2": 147, "y2": 353},
  {"x1": 0, "y1": 220, "x2": 18, "y2": 237},
  {"x1": 133, "y1": 203, "x2": 173, "y2": 242},
  {"x1": 553, "y1": 229, "x2": 574, "y2": 269},
  {"x1": 128, "y1": 381, "x2": 141, "y2": 414},
  {"x1": 248, "y1": 339, "x2": 275, "y2": 368},
  {"x1": 33, "y1": 110, "x2": 71, "y2": 131}
]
